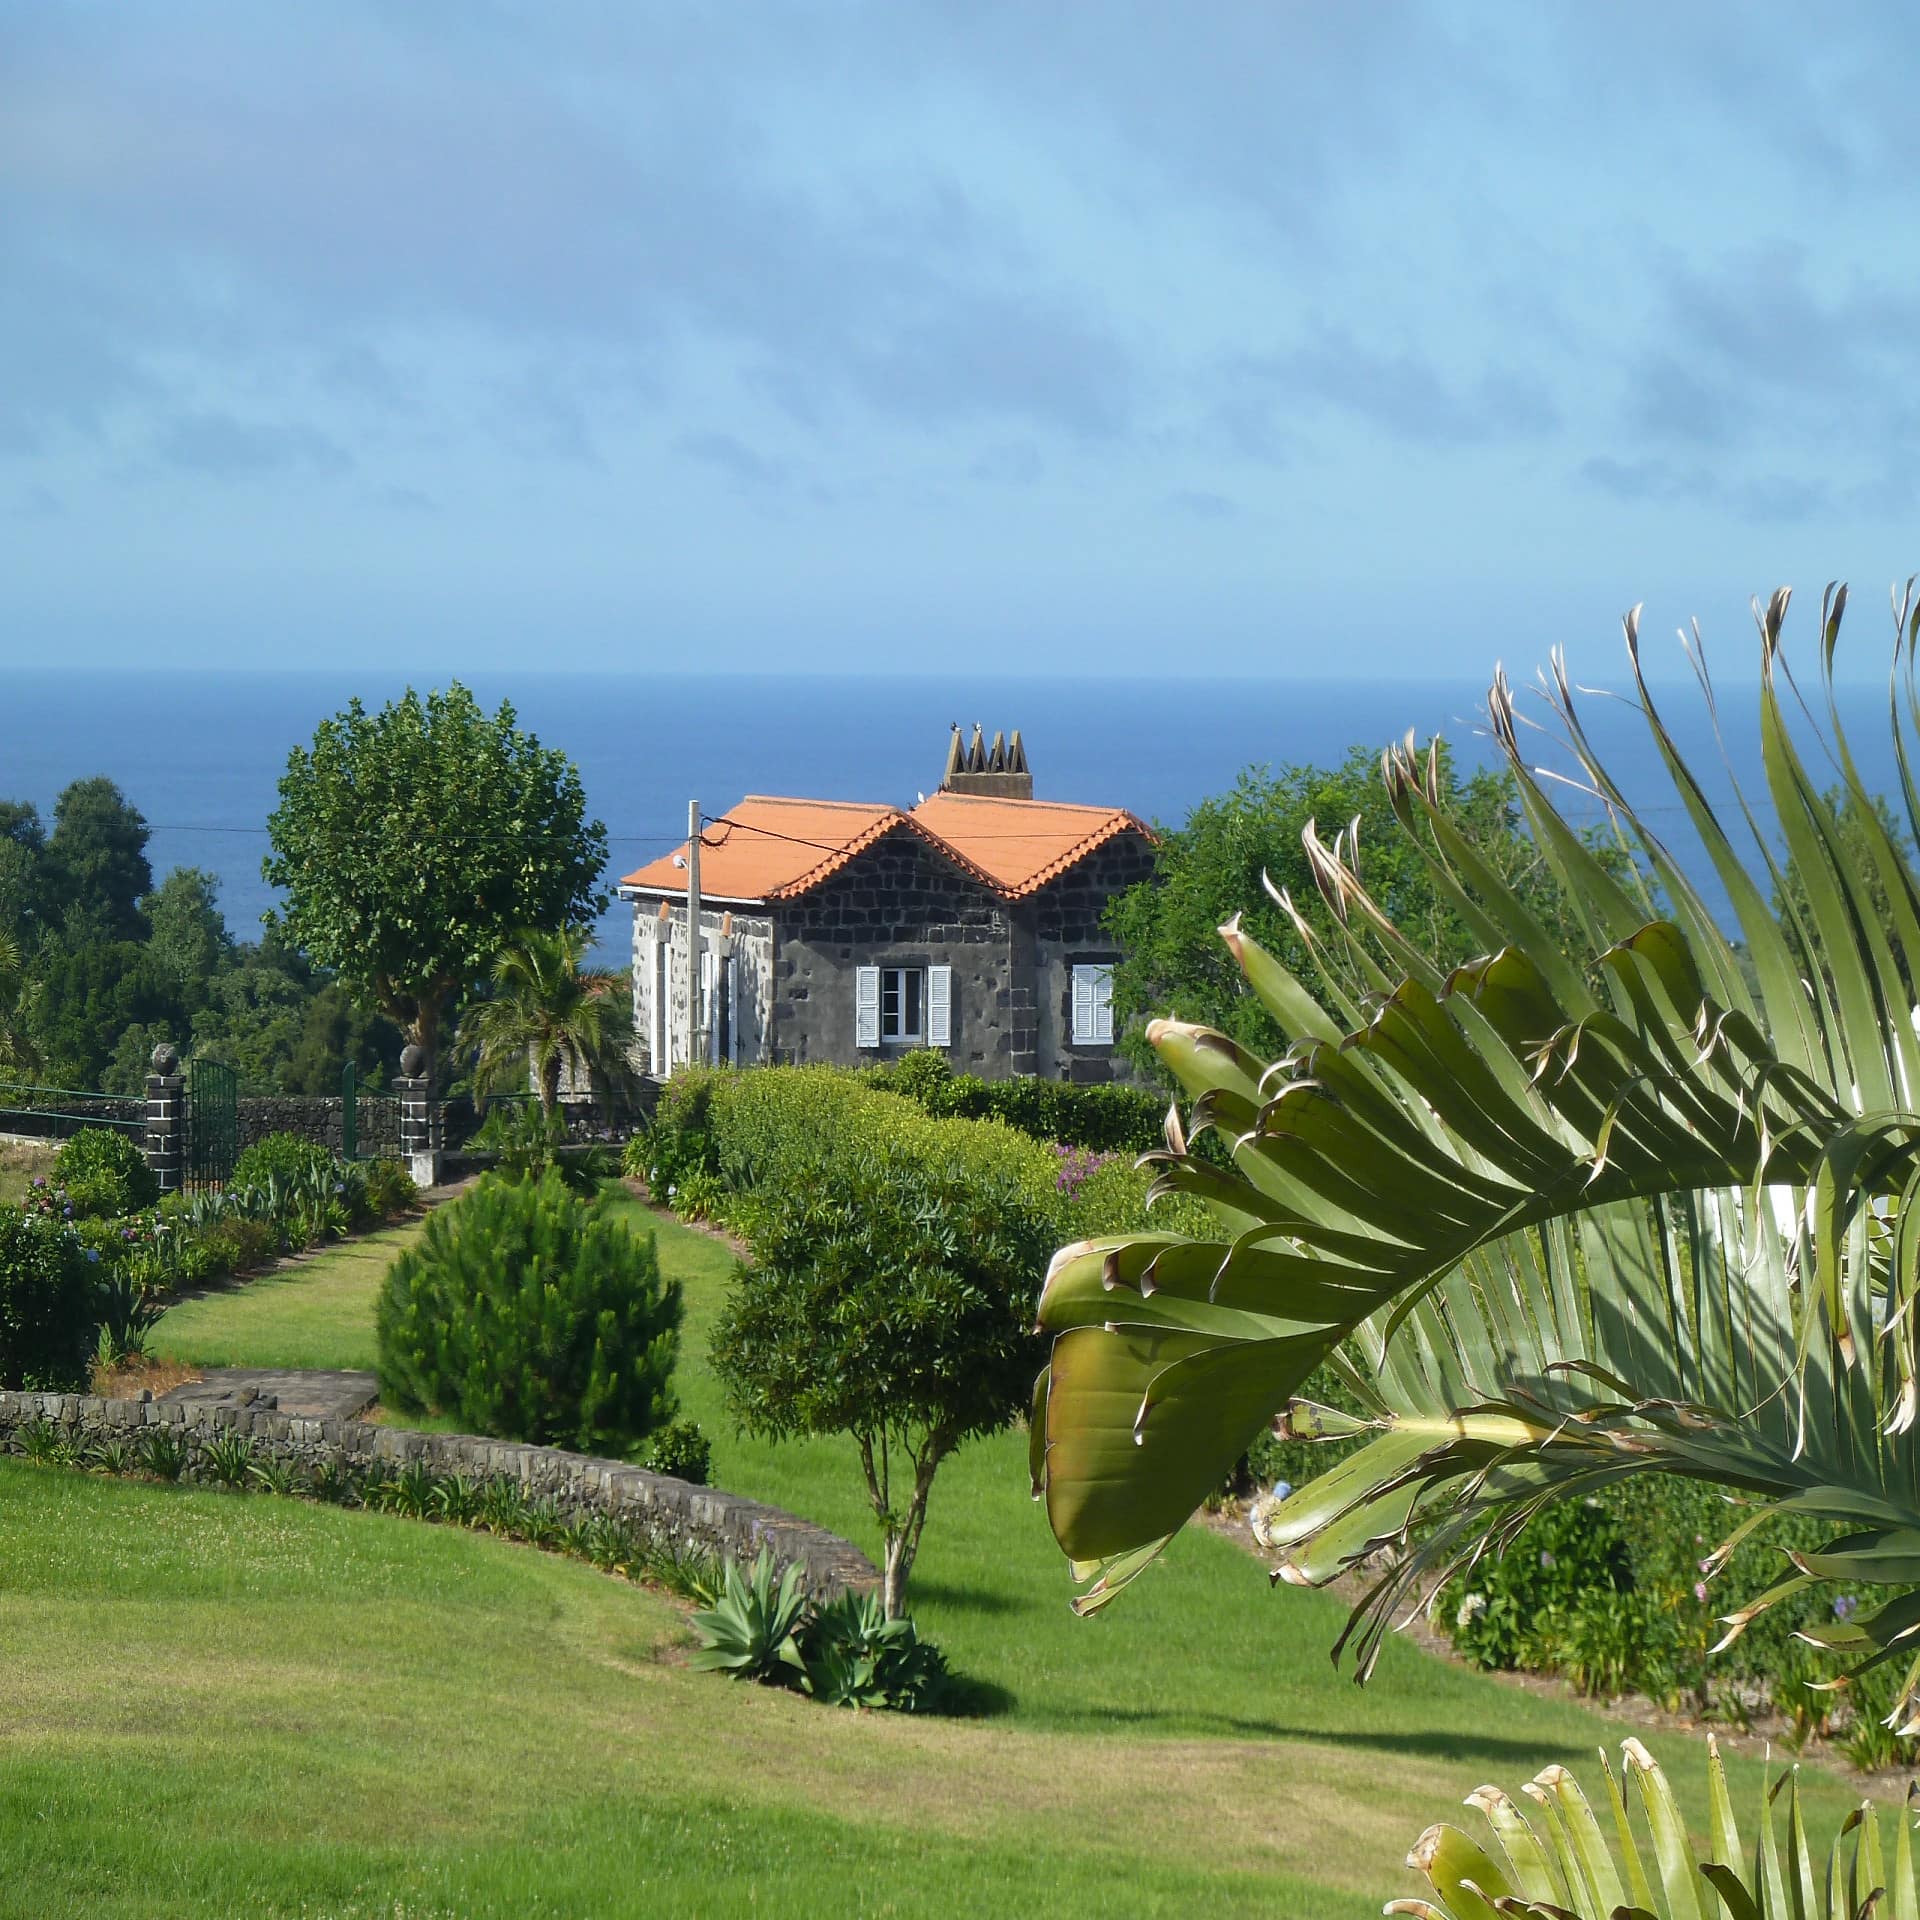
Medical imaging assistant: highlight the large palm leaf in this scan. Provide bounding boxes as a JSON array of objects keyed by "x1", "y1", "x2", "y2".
[{"x1": 1032, "y1": 582, "x2": 1920, "y2": 1729}]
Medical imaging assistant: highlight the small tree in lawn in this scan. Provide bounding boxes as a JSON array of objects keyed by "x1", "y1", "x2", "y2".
[
  {"x1": 710, "y1": 1143, "x2": 1051, "y2": 1619},
  {"x1": 263, "y1": 685, "x2": 607, "y2": 1067}
]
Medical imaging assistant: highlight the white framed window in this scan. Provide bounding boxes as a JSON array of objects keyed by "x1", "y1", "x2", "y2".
[
  {"x1": 1071, "y1": 963, "x2": 1115, "y2": 1046},
  {"x1": 881, "y1": 965, "x2": 923, "y2": 1044},
  {"x1": 856, "y1": 964, "x2": 951, "y2": 1048},
  {"x1": 649, "y1": 930, "x2": 669, "y2": 1071}
]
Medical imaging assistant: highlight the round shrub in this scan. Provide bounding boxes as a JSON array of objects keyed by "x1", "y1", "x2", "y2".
[
  {"x1": 359, "y1": 1157, "x2": 418, "y2": 1221},
  {"x1": 376, "y1": 1170, "x2": 682, "y2": 1458},
  {"x1": 52, "y1": 1128, "x2": 157, "y2": 1218},
  {"x1": 230, "y1": 1132, "x2": 335, "y2": 1193},
  {"x1": 0, "y1": 1206, "x2": 99, "y2": 1390},
  {"x1": 642, "y1": 1417, "x2": 712, "y2": 1486}
]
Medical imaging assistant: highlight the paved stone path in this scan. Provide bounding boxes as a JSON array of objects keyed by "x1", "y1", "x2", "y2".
[{"x1": 161, "y1": 1368, "x2": 379, "y2": 1422}]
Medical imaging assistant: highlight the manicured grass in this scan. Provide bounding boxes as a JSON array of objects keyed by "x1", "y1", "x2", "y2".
[
  {"x1": 31, "y1": 1177, "x2": 1877, "y2": 1914},
  {"x1": 154, "y1": 1219, "x2": 426, "y2": 1373}
]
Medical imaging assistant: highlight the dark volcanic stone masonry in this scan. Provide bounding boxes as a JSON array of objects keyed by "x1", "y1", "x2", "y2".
[{"x1": 0, "y1": 1387, "x2": 878, "y2": 1600}]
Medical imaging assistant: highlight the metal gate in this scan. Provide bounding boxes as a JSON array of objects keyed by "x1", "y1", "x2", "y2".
[
  {"x1": 341, "y1": 1059, "x2": 359, "y2": 1161},
  {"x1": 186, "y1": 1058, "x2": 238, "y2": 1190}
]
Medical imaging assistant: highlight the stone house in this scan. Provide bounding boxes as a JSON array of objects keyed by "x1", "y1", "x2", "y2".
[{"x1": 617, "y1": 730, "x2": 1155, "y2": 1082}]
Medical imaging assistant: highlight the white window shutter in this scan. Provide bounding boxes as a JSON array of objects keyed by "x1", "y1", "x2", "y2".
[
  {"x1": 1072, "y1": 965, "x2": 1095, "y2": 1044},
  {"x1": 649, "y1": 933, "x2": 667, "y2": 1068},
  {"x1": 855, "y1": 965, "x2": 881, "y2": 1048},
  {"x1": 726, "y1": 953, "x2": 740, "y2": 1064},
  {"x1": 927, "y1": 965, "x2": 952, "y2": 1047},
  {"x1": 1092, "y1": 964, "x2": 1114, "y2": 1044}
]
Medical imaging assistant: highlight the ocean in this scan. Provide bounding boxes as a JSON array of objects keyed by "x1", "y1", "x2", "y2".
[{"x1": 2, "y1": 665, "x2": 1909, "y2": 965}]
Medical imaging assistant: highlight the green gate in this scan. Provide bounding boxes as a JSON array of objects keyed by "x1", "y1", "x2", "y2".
[
  {"x1": 341, "y1": 1059, "x2": 359, "y2": 1161},
  {"x1": 186, "y1": 1058, "x2": 238, "y2": 1190}
]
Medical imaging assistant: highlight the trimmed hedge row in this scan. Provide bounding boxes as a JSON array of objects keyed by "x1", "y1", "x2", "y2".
[
  {"x1": 858, "y1": 1049, "x2": 1164, "y2": 1153},
  {"x1": 636, "y1": 1064, "x2": 1192, "y2": 1244}
]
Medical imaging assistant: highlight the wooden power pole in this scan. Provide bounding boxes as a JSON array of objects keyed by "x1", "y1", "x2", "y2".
[{"x1": 684, "y1": 798, "x2": 702, "y2": 1072}]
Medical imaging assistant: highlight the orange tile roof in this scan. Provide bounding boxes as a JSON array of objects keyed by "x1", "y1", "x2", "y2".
[
  {"x1": 621, "y1": 790, "x2": 1151, "y2": 904},
  {"x1": 908, "y1": 791, "x2": 1151, "y2": 898},
  {"x1": 620, "y1": 796, "x2": 907, "y2": 902}
]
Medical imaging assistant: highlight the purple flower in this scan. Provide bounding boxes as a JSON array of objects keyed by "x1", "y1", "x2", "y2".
[
  {"x1": 1538, "y1": 1550, "x2": 1556, "y2": 1570},
  {"x1": 1693, "y1": 1581, "x2": 1709, "y2": 1603},
  {"x1": 1835, "y1": 1594, "x2": 1860, "y2": 1622}
]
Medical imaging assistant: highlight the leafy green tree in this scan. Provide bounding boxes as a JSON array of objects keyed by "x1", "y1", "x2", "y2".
[
  {"x1": 280, "y1": 982, "x2": 402, "y2": 1094},
  {"x1": 1029, "y1": 584, "x2": 1920, "y2": 1756},
  {"x1": 263, "y1": 685, "x2": 607, "y2": 1064},
  {"x1": 144, "y1": 867, "x2": 232, "y2": 1016},
  {"x1": 24, "y1": 941, "x2": 174, "y2": 1089},
  {"x1": 458, "y1": 925, "x2": 634, "y2": 1115},
  {"x1": 712, "y1": 1144, "x2": 1051, "y2": 1617},
  {"x1": 45, "y1": 778, "x2": 152, "y2": 944},
  {"x1": 1105, "y1": 745, "x2": 1636, "y2": 1071},
  {"x1": 0, "y1": 801, "x2": 47, "y2": 947}
]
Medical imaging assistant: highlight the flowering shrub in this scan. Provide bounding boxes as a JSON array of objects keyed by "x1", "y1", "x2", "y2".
[
  {"x1": 0, "y1": 1205, "x2": 98, "y2": 1391},
  {"x1": 1048, "y1": 1143, "x2": 1116, "y2": 1198}
]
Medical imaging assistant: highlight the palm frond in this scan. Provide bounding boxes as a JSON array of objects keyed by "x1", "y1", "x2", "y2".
[{"x1": 1032, "y1": 580, "x2": 1920, "y2": 1727}]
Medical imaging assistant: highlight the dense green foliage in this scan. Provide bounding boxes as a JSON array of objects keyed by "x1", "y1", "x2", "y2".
[
  {"x1": 860, "y1": 1047, "x2": 1163, "y2": 1151},
  {"x1": 0, "y1": 1206, "x2": 98, "y2": 1389},
  {"x1": 641, "y1": 1416, "x2": 712, "y2": 1485},
  {"x1": 376, "y1": 1170, "x2": 682, "y2": 1457},
  {"x1": 265, "y1": 684, "x2": 607, "y2": 1060},
  {"x1": 51, "y1": 1125, "x2": 157, "y2": 1219},
  {"x1": 228, "y1": 1130, "x2": 336, "y2": 1193},
  {"x1": 0, "y1": 776, "x2": 402, "y2": 1092},
  {"x1": 1102, "y1": 744, "x2": 1637, "y2": 1070}
]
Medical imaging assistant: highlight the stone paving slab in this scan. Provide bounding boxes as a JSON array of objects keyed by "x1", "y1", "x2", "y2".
[{"x1": 161, "y1": 1368, "x2": 380, "y2": 1422}]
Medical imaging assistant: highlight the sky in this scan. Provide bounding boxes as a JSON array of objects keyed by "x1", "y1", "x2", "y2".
[{"x1": 6, "y1": 1, "x2": 1920, "y2": 679}]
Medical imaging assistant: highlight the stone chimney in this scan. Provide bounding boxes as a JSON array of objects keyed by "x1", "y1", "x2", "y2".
[{"x1": 940, "y1": 724, "x2": 1032, "y2": 800}]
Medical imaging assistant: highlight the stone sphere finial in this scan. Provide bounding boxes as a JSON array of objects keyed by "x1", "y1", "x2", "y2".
[
  {"x1": 150, "y1": 1041, "x2": 179, "y2": 1077},
  {"x1": 399, "y1": 1043, "x2": 428, "y2": 1079}
]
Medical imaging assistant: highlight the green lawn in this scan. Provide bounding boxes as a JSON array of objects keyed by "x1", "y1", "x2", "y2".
[
  {"x1": 156, "y1": 1219, "x2": 425, "y2": 1373},
  {"x1": 23, "y1": 1183, "x2": 1871, "y2": 1917}
]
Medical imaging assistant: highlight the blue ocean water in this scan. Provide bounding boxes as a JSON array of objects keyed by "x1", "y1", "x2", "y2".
[{"x1": 1, "y1": 667, "x2": 1907, "y2": 965}]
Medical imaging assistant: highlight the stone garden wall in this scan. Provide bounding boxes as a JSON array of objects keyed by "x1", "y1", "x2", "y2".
[{"x1": 0, "y1": 1387, "x2": 878, "y2": 1601}]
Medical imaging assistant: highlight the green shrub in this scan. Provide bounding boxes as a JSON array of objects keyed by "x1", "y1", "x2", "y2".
[
  {"x1": 52, "y1": 1128, "x2": 158, "y2": 1218},
  {"x1": 231, "y1": 1131, "x2": 337, "y2": 1193},
  {"x1": 359, "y1": 1157, "x2": 417, "y2": 1219},
  {"x1": 641, "y1": 1417, "x2": 712, "y2": 1485},
  {"x1": 0, "y1": 1206, "x2": 99, "y2": 1390},
  {"x1": 375, "y1": 1170, "x2": 682, "y2": 1458},
  {"x1": 195, "y1": 1216, "x2": 279, "y2": 1276},
  {"x1": 862, "y1": 1050, "x2": 1163, "y2": 1152}
]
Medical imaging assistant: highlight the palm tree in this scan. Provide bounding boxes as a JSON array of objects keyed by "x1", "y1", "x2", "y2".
[
  {"x1": 0, "y1": 927, "x2": 37, "y2": 1077},
  {"x1": 1031, "y1": 581, "x2": 1920, "y2": 1740},
  {"x1": 459, "y1": 926, "x2": 635, "y2": 1118}
]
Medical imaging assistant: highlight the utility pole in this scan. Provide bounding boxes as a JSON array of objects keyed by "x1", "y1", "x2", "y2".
[{"x1": 683, "y1": 798, "x2": 702, "y2": 1073}]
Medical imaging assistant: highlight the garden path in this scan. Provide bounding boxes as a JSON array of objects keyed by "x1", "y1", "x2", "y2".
[{"x1": 161, "y1": 1367, "x2": 379, "y2": 1421}]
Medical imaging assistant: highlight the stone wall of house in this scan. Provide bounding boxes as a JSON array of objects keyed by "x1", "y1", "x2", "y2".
[
  {"x1": 0, "y1": 1387, "x2": 878, "y2": 1601},
  {"x1": 1029, "y1": 833, "x2": 1157, "y2": 1083},
  {"x1": 631, "y1": 904, "x2": 775, "y2": 1075},
  {"x1": 771, "y1": 833, "x2": 1016, "y2": 1074}
]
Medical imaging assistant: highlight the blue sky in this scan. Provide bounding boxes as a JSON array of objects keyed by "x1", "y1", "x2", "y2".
[{"x1": 5, "y1": 2, "x2": 1919, "y2": 679}]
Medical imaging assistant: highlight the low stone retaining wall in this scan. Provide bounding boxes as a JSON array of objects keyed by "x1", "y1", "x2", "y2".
[{"x1": 0, "y1": 1387, "x2": 878, "y2": 1601}]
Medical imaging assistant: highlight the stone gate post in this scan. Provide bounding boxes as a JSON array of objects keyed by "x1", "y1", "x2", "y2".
[
  {"x1": 395, "y1": 1044, "x2": 440, "y2": 1190},
  {"x1": 145, "y1": 1042, "x2": 185, "y2": 1196}
]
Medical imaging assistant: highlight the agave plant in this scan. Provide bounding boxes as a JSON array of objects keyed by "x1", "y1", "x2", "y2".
[
  {"x1": 689, "y1": 1549, "x2": 809, "y2": 1684},
  {"x1": 1030, "y1": 581, "x2": 1920, "y2": 1737},
  {"x1": 1395, "y1": 1734, "x2": 1917, "y2": 1920}
]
